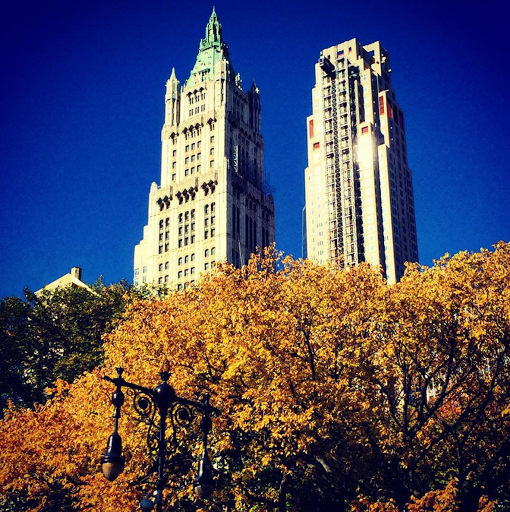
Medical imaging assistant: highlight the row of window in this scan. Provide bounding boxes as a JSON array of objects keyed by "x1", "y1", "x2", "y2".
[
  {"x1": 185, "y1": 141, "x2": 201, "y2": 151},
  {"x1": 175, "y1": 247, "x2": 215, "y2": 267},
  {"x1": 178, "y1": 267, "x2": 195, "y2": 279},
  {"x1": 189, "y1": 105, "x2": 206, "y2": 115},
  {"x1": 178, "y1": 253, "x2": 195, "y2": 265},
  {"x1": 171, "y1": 137, "x2": 214, "y2": 157},
  {"x1": 188, "y1": 91, "x2": 206, "y2": 104},
  {"x1": 170, "y1": 160, "x2": 215, "y2": 182}
]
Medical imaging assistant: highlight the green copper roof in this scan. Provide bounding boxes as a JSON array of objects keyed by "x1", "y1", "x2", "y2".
[{"x1": 186, "y1": 8, "x2": 235, "y2": 86}]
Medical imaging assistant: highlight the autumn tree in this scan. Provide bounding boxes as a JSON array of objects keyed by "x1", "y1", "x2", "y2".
[{"x1": 1, "y1": 245, "x2": 509, "y2": 511}]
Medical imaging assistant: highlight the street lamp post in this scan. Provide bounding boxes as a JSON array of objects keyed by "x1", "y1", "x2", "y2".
[{"x1": 101, "y1": 367, "x2": 219, "y2": 511}]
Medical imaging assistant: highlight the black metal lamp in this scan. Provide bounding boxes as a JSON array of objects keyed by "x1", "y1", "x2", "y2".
[
  {"x1": 194, "y1": 447, "x2": 214, "y2": 499},
  {"x1": 101, "y1": 373, "x2": 125, "y2": 481},
  {"x1": 101, "y1": 367, "x2": 219, "y2": 511},
  {"x1": 194, "y1": 409, "x2": 215, "y2": 499},
  {"x1": 139, "y1": 493, "x2": 155, "y2": 511}
]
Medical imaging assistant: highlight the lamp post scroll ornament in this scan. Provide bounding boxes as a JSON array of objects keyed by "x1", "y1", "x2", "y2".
[{"x1": 100, "y1": 366, "x2": 219, "y2": 511}]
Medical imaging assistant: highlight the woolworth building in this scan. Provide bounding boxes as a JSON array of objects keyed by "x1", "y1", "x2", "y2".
[{"x1": 134, "y1": 9, "x2": 275, "y2": 288}]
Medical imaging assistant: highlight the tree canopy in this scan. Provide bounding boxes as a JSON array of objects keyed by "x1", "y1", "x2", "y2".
[
  {"x1": 1, "y1": 244, "x2": 509, "y2": 511},
  {"x1": 0, "y1": 279, "x2": 134, "y2": 411}
]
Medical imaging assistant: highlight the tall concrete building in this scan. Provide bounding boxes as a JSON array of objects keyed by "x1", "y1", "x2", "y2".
[
  {"x1": 134, "y1": 9, "x2": 275, "y2": 288},
  {"x1": 304, "y1": 39, "x2": 418, "y2": 283}
]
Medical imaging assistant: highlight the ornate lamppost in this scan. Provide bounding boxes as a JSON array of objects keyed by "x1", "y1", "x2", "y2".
[{"x1": 101, "y1": 367, "x2": 219, "y2": 511}]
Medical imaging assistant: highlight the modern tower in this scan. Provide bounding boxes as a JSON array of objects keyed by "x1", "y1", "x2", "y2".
[
  {"x1": 304, "y1": 39, "x2": 418, "y2": 283},
  {"x1": 134, "y1": 9, "x2": 275, "y2": 288}
]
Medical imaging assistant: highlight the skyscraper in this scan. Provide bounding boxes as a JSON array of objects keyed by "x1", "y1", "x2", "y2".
[
  {"x1": 134, "y1": 9, "x2": 275, "y2": 288},
  {"x1": 304, "y1": 39, "x2": 418, "y2": 283}
]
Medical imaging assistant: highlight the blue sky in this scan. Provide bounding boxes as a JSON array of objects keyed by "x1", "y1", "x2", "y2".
[{"x1": 1, "y1": 0, "x2": 508, "y2": 297}]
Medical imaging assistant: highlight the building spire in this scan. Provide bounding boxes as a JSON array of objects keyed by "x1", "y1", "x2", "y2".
[
  {"x1": 200, "y1": 7, "x2": 225, "y2": 51},
  {"x1": 186, "y1": 9, "x2": 235, "y2": 86}
]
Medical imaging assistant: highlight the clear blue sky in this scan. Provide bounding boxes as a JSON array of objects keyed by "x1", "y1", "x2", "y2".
[{"x1": 1, "y1": 0, "x2": 508, "y2": 297}]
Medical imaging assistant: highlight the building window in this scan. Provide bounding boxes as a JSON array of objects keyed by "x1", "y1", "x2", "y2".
[
  {"x1": 178, "y1": 271, "x2": 183, "y2": 279},
  {"x1": 164, "y1": 275, "x2": 169, "y2": 282},
  {"x1": 205, "y1": 263, "x2": 210, "y2": 270},
  {"x1": 210, "y1": 136, "x2": 214, "y2": 143},
  {"x1": 178, "y1": 257, "x2": 183, "y2": 265},
  {"x1": 185, "y1": 255, "x2": 189, "y2": 264},
  {"x1": 165, "y1": 262, "x2": 169, "y2": 269},
  {"x1": 211, "y1": 247, "x2": 216, "y2": 255},
  {"x1": 205, "y1": 249, "x2": 209, "y2": 257},
  {"x1": 191, "y1": 253, "x2": 195, "y2": 261},
  {"x1": 159, "y1": 263, "x2": 163, "y2": 271}
]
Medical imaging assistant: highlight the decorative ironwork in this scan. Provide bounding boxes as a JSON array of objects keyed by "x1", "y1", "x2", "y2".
[{"x1": 101, "y1": 367, "x2": 219, "y2": 512}]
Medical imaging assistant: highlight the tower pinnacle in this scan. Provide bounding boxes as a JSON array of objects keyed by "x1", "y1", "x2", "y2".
[
  {"x1": 186, "y1": 8, "x2": 235, "y2": 86},
  {"x1": 200, "y1": 7, "x2": 225, "y2": 51}
]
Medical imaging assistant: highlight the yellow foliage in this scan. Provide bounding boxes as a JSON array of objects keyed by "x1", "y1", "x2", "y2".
[{"x1": 1, "y1": 245, "x2": 510, "y2": 511}]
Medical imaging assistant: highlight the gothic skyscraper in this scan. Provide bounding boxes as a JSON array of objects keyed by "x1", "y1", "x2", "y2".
[
  {"x1": 304, "y1": 39, "x2": 418, "y2": 283},
  {"x1": 134, "y1": 9, "x2": 275, "y2": 288}
]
